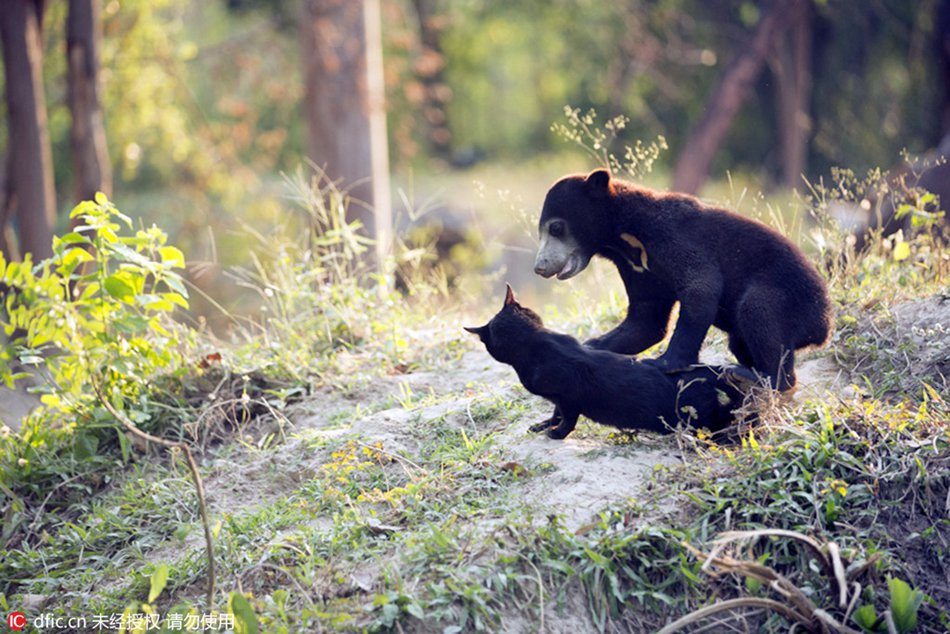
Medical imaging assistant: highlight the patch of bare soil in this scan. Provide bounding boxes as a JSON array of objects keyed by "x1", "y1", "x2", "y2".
[
  {"x1": 890, "y1": 294, "x2": 950, "y2": 391},
  {"x1": 203, "y1": 344, "x2": 852, "y2": 535},
  {"x1": 877, "y1": 488, "x2": 950, "y2": 619},
  {"x1": 792, "y1": 355, "x2": 854, "y2": 404}
]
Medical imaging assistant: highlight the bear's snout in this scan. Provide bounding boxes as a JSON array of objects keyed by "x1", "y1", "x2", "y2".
[{"x1": 534, "y1": 261, "x2": 555, "y2": 277}]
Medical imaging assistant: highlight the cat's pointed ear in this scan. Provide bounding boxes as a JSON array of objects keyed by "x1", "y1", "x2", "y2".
[
  {"x1": 464, "y1": 324, "x2": 488, "y2": 337},
  {"x1": 504, "y1": 283, "x2": 517, "y2": 306}
]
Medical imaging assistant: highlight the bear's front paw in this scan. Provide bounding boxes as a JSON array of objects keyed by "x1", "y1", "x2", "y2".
[
  {"x1": 546, "y1": 426, "x2": 571, "y2": 440},
  {"x1": 529, "y1": 418, "x2": 557, "y2": 433},
  {"x1": 722, "y1": 364, "x2": 761, "y2": 386}
]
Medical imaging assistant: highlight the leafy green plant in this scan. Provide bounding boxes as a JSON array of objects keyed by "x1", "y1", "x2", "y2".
[
  {"x1": 1, "y1": 195, "x2": 191, "y2": 494},
  {"x1": 852, "y1": 578, "x2": 925, "y2": 633}
]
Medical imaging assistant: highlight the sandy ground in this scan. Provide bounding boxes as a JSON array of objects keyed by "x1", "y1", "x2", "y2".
[{"x1": 267, "y1": 347, "x2": 850, "y2": 534}]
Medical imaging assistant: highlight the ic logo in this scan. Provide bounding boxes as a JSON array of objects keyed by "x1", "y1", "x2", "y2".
[{"x1": 7, "y1": 612, "x2": 26, "y2": 631}]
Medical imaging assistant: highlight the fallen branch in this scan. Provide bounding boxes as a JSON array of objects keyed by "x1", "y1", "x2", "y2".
[
  {"x1": 657, "y1": 597, "x2": 809, "y2": 634},
  {"x1": 92, "y1": 377, "x2": 216, "y2": 608},
  {"x1": 674, "y1": 530, "x2": 868, "y2": 634}
]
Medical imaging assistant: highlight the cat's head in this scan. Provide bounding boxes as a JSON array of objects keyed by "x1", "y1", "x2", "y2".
[{"x1": 464, "y1": 284, "x2": 543, "y2": 363}]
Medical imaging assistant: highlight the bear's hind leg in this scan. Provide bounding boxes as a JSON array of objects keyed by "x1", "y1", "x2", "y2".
[
  {"x1": 736, "y1": 290, "x2": 797, "y2": 391},
  {"x1": 727, "y1": 334, "x2": 755, "y2": 368}
]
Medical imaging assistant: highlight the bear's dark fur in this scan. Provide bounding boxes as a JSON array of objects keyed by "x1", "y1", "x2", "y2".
[
  {"x1": 465, "y1": 285, "x2": 753, "y2": 440},
  {"x1": 533, "y1": 169, "x2": 833, "y2": 391}
]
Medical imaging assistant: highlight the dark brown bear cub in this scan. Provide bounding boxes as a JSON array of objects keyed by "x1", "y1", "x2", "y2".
[
  {"x1": 465, "y1": 285, "x2": 752, "y2": 440},
  {"x1": 533, "y1": 169, "x2": 833, "y2": 391}
]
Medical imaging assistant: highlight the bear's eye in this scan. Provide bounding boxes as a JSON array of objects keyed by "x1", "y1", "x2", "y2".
[{"x1": 549, "y1": 221, "x2": 565, "y2": 239}]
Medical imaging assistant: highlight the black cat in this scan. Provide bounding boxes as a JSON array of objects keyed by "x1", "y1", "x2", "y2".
[{"x1": 465, "y1": 285, "x2": 754, "y2": 440}]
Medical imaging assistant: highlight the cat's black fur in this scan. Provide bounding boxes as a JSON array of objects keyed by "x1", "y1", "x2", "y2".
[{"x1": 466, "y1": 285, "x2": 753, "y2": 439}]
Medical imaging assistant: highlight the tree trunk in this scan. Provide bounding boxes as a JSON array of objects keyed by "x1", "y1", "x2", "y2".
[
  {"x1": 938, "y1": 0, "x2": 950, "y2": 135},
  {"x1": 671, "y1": 0, "x2": 807, "y2": 194},
  {"x1": 300, "y1": 0, "x2": 392, "y2": 269},
  {"x1": 772, "y1": 0, "x2": 812, "y2": 189},
  {"x1": 410, "y1": 0, "x2": 452, "y2": 160},
  {"x1": 67, "y1": 0, "x2": 112, "y2": 204},
  {"x1": 0, "y1": 0, "x2": 56, "y2": 260},
  {"x1": 0, "y1": 152, "x2": 19, "y2": 261}
]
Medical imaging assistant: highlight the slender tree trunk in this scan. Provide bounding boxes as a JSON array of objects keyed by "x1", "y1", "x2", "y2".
[
  {"x1": 410, "y1": 0, "x2": 451, "y2": 160},
  {"x1": 0, "y1": 0, "x2": 56, "y2": 260},
  {"x1": 68, "y1": 0, "x2": 112, "y2": 204},
  {"x1": 772, "y1": 0, "x2": 812, "y2": 189},
  {"x1": 0, "y1": 152, "x2": 19, "y2": 261},
  {"x1": 300, "y1": 0, "x2": 392, "y2": 269},
  {"x1": 671, "y1": 0, "x2": 806, "y2": 194},
  {"x1": 937, "y1": 0, "x2": 950, "y2": 135}
]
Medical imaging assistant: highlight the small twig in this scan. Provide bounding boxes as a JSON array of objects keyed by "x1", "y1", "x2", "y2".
[
  {"x1": 91, "y1": 377, "x2": 216, "y2": 608},
  {"x1": 825, "y1": 541, "x2": 848, "y2": 608},
  {"x1": 520, "y1": 554, "x2": 545, "y2": 633},
  {"x1": 813, "y1": 608, "x2": 864, "y2": 634},
  {"x1": 843, "y1": 582, "x2": 862, "y2": 622}
]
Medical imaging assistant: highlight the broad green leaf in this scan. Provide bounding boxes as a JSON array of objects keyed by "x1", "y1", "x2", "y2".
[
  {"x1": 161, "y1": 292, "x2": 189, "y2": 309},
  {"x1": 163, "y1": 274, "x2": 188, "y2": 296},
  {"x1": 79, "y1": 281, "x2": 101, "y2": 300},
  {"x1": 228, "y1": 591, "x2": 259, "y2": 634},
  {"x1": 148, "y1": 564, "x2": 168, "y2": 603},
  {"x1": 117, "y1": 429, "x2": 131, "y2": 462},
  {"x1": 72, "y1": 433, "x2": 99, "y2": 461},
  {"x1": 893, "y1": 241, "x2": 910, "y2": 262},
  {"x1": 62, "y1": 246, "x2": 94, "y2": 269},
  {"x1": 380, "y1": 603, "x2": 399, "y2": 627},
  {"x1": 110, "y1": 242, "x2": 152, "y2": 267},
  {"x1": 100, "y1": 225, "x2": 118, "y2": 243},
  {"x1": 60, "y1": 232, "x2": 92, "y2": 245},
  {"x1": 852, "y1": 604, "x2": 880, "y2": 632},
  {"x1": 137, "y1": 294, "x2": 175, "y2": 312},
  {"x1": 159, "y1": 246, "x2": 186, "y2": 268},
  {"x1": 888, "y1": 577, "x2": 922, "y2": 633},
  {"x1": 104, "y1": 274, "x2": 134, "y2": 301},
  {"x1": 583, "y1": 547, "x2": 610, "y2": 568},
  {"x1": 69, "y1": 200, "x2": 97, "y2": 219}
]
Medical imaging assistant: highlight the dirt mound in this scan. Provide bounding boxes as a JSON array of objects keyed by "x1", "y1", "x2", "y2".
[{"x1": 890, "y1": 294, "x2": 950, "y2": 391}]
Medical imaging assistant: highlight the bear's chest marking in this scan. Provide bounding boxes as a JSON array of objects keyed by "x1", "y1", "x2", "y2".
[{"x1": 619, "y1": 232, "x2": 649, "y2": 272}]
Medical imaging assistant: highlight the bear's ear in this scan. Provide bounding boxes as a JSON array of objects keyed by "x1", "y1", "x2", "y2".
[
  {"x1": 584, "y1": 169, "x2": 612, "y2": 197},
  {"x1": 504, "y1": 283, "x2": 517, "y2": 306}
]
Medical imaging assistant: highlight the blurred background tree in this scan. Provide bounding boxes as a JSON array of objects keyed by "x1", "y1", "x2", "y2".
[
  {"x1": 67, "y1": 0, "x2": 111, "y2": 205},
  {"x1": 300, "y1": 0, "x2": 391, "y2": 268},
  {"x1": 0, "y1": 0, "x2": 947, "y2": 286},
  {"x1": 1, "y1": 0, "x2": 56, "y2": 260}
]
